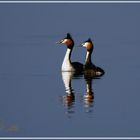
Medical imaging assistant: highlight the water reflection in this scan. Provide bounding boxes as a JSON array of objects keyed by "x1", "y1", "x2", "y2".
[
  {"x1": 84, "y1": 76, "x2": 94, "y2": 102},
  {"x1": 61, "y1": 72, "x2": 75, "y2": 118},
  {"x1": 61, "y1": 71, "x2": 104, "y2": 117},
  {"x1": 83, "y1": 74, "x2": 95, "y2": 115}
]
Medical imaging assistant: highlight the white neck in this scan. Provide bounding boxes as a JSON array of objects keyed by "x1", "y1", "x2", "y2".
[
  {"x1": 85, "y1": 51, "x2": 92, "y2": 64},
  {"x1": 61, "y1": 48, "x2": 74, "y2": 71},
  {"x1": 85, "y1": 51, "x2": 90, "y2": 62}
]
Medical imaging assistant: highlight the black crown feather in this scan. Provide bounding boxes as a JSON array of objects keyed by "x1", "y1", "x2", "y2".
[
  {"x1": 66, "y1": 33, "x2": 72, "y2": 39},
  {"x1": 86, "y1": 38, "x2": 92, "y2": 43}
]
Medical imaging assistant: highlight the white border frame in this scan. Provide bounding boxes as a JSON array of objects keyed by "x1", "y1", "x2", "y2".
[
  {"x1": 0, "y1": 1, "x2": 140, "y2": 3},
  {"x1": 0, "y1": 1, "x2": 140, "y2": 139},
  {"x1": 0, "y1": 137, "x2": 140, "y2": 139}
]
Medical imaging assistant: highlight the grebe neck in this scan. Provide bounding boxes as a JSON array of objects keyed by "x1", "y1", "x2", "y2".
[
  {"x1": 85, "y1": 51, "x2": 92, "y2": 65},
  {"x1": 64, "y1": 47, "x2": 73, "y2": 62},
  {"x1": 62, "y1": 45, "x2": 74, "y2": 71}
]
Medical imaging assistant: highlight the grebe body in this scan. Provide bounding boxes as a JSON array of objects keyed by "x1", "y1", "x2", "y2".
[{"x1": 57, "y1": 33, "x2": 83, "y2": 72}]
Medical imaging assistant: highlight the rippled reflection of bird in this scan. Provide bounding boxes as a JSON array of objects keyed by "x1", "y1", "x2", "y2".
[
  {"x1": 83, "y1": 75, "x2": 94, "y2": 113},
  {"x1": 61, "y1": 71, "x2": 75, "y2": 112}
]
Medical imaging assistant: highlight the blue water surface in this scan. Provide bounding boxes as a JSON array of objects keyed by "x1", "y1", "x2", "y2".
[{"x1": 0, "y1": 3, "x2": 140, "y2": 137}]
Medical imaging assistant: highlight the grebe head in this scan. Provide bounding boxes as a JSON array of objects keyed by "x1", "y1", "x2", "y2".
[
  {"x1": 81, "y1": 38, "x2": 94, "y2": 52},
  {"x1": 57, "y1": 33, "x2": 74, "y2": 48}
]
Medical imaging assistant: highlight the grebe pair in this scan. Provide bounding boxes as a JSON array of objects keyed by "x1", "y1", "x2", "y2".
[{"x1": 57, "y1": 33, "x2": 104, "y2": 77}]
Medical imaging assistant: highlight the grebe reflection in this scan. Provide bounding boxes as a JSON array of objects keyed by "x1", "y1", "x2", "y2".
[
  {"x1": 83, "y1": 75, "x2": 95, "y2": 114},
  {"x1": 61, "y1": 72, "x2": 75, "y2": 116},
  {"x1": 61, "y1": 71, "x2": 96, "y2": 116}
]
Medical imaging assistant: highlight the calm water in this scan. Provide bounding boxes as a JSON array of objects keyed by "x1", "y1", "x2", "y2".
[{"x1": 0, "y1": 3, "x2": 140, "y2": 137}]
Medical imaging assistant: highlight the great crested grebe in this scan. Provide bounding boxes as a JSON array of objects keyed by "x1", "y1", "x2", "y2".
[
  {"x1": 80, "y1": 38, "x2": 105, "y2": 76},
  {"x1": 57, "y1": 33, "x2": 83, "y2": 72}
]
